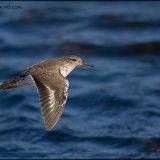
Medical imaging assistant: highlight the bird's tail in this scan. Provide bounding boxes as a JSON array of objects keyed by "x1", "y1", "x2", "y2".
[{"x1": 0, "y1": 72, "x2": 28, "y2": 90}]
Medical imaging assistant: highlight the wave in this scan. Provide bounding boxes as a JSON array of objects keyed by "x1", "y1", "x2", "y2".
[{"x1": 124, "y1": 41, "x2": 160, "y2": 54}]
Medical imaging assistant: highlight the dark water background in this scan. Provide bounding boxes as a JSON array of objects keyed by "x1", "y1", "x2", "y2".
[{"x1": 0, "y1": 1, "x2": 160, "y2": 159}]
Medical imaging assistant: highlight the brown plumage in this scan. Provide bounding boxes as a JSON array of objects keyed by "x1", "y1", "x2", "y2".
[{"x1": 0, "y1": 55, "x2": 93, "y2": 130}]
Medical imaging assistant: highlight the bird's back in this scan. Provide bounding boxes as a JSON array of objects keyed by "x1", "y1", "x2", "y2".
[{"x1": 27, "y1": 59, "x2": 61, "y2": 75}]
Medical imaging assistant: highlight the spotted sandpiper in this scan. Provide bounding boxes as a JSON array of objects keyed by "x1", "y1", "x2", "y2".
[{"x1": 0, "y1": 55, "x2": 94, "y2": 130}]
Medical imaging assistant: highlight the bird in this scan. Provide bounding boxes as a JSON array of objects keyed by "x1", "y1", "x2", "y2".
[{"x1": 0, "y1": 55, "x2": 94, "y2": 130}]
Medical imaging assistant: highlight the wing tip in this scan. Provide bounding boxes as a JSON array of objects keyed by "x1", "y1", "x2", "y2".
[
  {"x1": 45, "y1": 126, "x2": 53, "y2": 131},
  {"x1": 45, "y1": 124, "x2": 55, "y2": 131},
  {"x1": 45, "y1": 128, "x2": 52, "y2": 131}
]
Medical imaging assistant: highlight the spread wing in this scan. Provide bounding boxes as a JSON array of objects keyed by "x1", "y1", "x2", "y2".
[{"x1": 32, "y1": 72, "x2": 69, "y2": 130}]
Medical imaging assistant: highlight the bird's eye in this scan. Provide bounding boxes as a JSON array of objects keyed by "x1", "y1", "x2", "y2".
[{"x1": 68, "y1": 58, "x2": 76, "y2": 61}]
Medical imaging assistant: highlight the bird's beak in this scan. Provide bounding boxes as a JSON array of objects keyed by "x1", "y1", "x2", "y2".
[{"x1": 82, "y1": 60, "x2": 94, "y2": 67}]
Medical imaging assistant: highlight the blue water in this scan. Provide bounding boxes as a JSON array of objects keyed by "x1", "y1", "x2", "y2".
[{"x1": 0, "y1": 1, "x2": 160, "y2": 158}]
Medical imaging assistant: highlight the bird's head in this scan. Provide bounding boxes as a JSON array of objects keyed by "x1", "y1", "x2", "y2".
[{"x1": 66, "y1": 55, "x2": 94, "y2": 67}]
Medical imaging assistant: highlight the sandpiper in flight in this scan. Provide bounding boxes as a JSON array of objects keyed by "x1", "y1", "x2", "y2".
[{"x1": 0, "y1": 55, "x2": 94, "y2": 130}]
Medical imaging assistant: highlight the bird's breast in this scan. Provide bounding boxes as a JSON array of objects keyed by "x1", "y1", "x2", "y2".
[{"x1": 60, "y1": 65, "x2": 74, "y2": 77}]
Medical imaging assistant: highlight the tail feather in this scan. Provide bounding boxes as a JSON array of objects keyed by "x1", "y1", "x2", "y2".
[{"x1": 0, "y1": 73, "x2": 27, "y2": 90}]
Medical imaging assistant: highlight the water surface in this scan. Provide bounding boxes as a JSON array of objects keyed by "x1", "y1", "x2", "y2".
[{"x1": 0, "y1": 1, "x2": 160, "y2": 159}]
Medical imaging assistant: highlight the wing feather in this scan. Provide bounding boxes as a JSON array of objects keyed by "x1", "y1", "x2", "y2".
[{"x1": 32, "y1": 76, "x2": 69, "y2": 130}]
